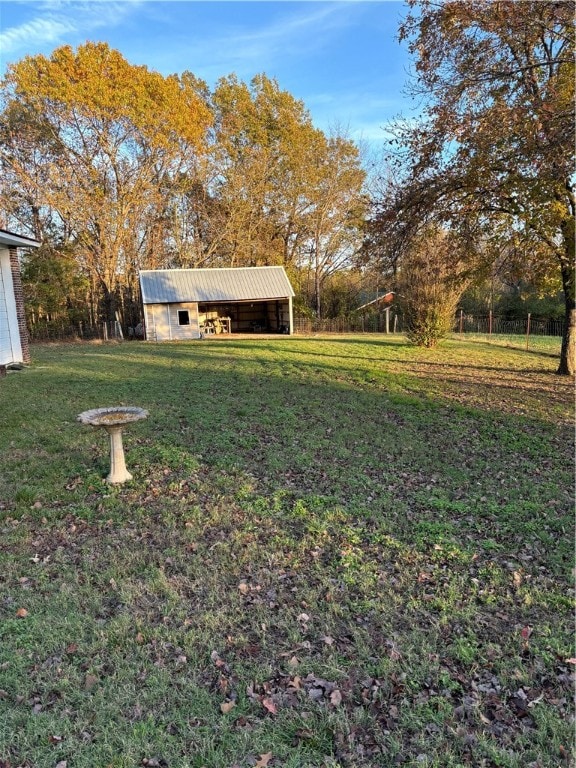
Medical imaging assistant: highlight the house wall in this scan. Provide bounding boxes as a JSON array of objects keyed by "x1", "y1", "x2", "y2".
[
  {"x1": 144, "y1": 302, "x2": 200, "y2": 341},
  {"x1": 0, "y1": 246, "x2": 24, "y2": 365}
]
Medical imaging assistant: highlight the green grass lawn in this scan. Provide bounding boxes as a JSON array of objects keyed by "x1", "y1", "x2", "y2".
[{"x1": 0, "y1": 335, "x2": 573, "y2": 768}]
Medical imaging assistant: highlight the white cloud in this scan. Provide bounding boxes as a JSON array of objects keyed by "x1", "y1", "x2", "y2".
[
  {"x1": 0, "y1": 16, "x2": 78, "y2": 54},
  {"x1": 0, "y1": 1, "x2": 143, "y2": 62},
  {"x1": 144, "y1": 2, "x2": 356, "y2": 82}
]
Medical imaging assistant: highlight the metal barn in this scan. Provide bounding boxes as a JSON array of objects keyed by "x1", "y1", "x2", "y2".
[{"x1": 139, "y1": 266, "x2": 295, "y2": 341}]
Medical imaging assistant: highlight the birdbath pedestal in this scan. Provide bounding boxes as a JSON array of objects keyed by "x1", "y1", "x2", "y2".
[{"x1": 77, "y1": 407, "x2": 148, "y2": 484}]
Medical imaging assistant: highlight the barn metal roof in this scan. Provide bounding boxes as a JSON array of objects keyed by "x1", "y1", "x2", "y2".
[{"x1": 139, "y1": 266, "x2": 295, "y2": 304}]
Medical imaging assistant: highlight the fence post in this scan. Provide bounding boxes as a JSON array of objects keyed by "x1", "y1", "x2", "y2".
[
  {"x1": 459, "y1": 309, "x2": 464, "y2": 334},
  {"x1": 488, "y1": 310, "x2": 492, "y2": 339},
  {"x1": 526, "y1": 313, "x2": 531, "y2": 350}
]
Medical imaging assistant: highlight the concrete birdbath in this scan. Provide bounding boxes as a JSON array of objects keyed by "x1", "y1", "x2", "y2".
[{"x1": 77, "y1": 406, "x2": 148, "y2": 484}]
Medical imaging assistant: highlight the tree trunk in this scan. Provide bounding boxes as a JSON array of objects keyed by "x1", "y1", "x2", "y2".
[
  {"x1": 557, "y1": 303, "x2": 575, "y2": 375},
  {"x1": 101, "y1": 284, "x2": 117, "y2": 325},
  {"x1": 556, "y1": 247, "x2": 575, "y2": 376}
]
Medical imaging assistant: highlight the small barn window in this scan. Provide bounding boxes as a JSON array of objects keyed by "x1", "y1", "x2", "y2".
[{"x1": 178, "y1": 310, "x2": 190, "y2": 326}]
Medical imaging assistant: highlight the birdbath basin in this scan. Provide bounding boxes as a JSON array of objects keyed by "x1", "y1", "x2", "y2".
[{"x1": 77, "y1": 406, "x2": 148, "y2": 484}]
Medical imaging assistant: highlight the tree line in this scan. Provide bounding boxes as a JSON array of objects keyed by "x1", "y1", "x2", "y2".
[
  {"x1": 1, "y1": 1, "x2": 574, "y2": 374},
  {"x1": 0, "y1": 43, "x2": 367, "y2": 329}
]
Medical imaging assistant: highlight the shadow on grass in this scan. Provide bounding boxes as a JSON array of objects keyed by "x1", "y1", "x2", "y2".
[{"x1": 2, "y1": 340, "x2": 572, "y2": 572}]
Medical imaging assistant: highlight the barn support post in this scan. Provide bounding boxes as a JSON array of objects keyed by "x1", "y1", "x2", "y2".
[{"x1": 288, "y1": 296, "x2": 294, "y2": 335}]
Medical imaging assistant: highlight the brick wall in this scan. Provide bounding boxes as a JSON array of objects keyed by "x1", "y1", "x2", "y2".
[{"x1": 9, "y1": 247, "x2": 30, "y2": 363}]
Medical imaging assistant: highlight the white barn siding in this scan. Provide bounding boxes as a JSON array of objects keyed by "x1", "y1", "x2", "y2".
[{"x1": 144, "y1": 302, "x2": 200, "y2": 341}]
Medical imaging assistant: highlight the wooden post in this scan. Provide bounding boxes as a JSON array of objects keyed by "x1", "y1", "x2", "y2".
[
  {"x1": 488, "y1": 310, "x2": 492, "y2": 338},
  {"x1": 459, "y1": 309, "x2": 464, "y2": 334},
  {"x1": 526, "y1": 313, "x2": 531, "y2": 350}
]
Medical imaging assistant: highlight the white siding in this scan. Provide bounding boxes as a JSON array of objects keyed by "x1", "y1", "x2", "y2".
[
  {"x1": 168, "y1": 303, "x2": 200, "y2": 340},
  {"x1": 145, "y1": 303, "x2": 199, "y2": 341},
  {"x1": 0, "y1": 247, "x2": 22, "y2": 365}
]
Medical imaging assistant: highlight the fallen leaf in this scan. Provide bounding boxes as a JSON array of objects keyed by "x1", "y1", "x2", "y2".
[
  {"x1": 388, "y1": 644, "x2": 402, "y2": 661},
  {"x1": 15, "y1": 608, "x2": 28, "y2": 618},
  {"x1": 220, "y1": 700, "x2": 236, "y2": 714},
  {"x1": 289, "y1": 676, "x2": 302, "y2": 690},
  {"x1": 254, "y1": 753, "x2": 273, "y2": 768},
  {"x1": 211, "y1": 650, "x2": 228, "y2": 669},
  {"x1": 262, "y1": 697, "x2": 277, "y2": 715},
  {"x1": 238, "y1": 582, "x2": 250, "y2": 595},
  {"x1": 330, "y1": 689, "x2": 342, "y2": 706},
  {"x1": 84, "y1": 674, "x2": 99, "y2": 690},
  {"x1": 55, "y1": 762, "x2": 68, "y2": 768}
]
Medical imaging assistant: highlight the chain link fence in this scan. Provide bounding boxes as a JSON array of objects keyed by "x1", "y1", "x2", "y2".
[
  {"x1": 452, "y1": 312, "x2": 564, "y2": 355},
  {"x1": 28, "y1": 312, "x2": 564, "y2": 358},
  {"x1": 293, "y1": 314, "x2": 404, "y2": 334},
  {"x1": 28, "y1": 320, "x2": 125, "y2": 343}
]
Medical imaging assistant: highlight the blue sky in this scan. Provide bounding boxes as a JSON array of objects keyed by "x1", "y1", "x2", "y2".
[{"x1": 0, "y1": 1, "x2": 415, "y2": 150}]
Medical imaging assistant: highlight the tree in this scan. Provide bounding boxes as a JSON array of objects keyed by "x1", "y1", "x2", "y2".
[
  {"x1": 21, "y1": 242, "x2": 89, "y2": 327},
  {"x1": 373, "y1": 1, "x2": 574, "y2": 372},
  {"x1": 299, "y1": 133, "x2": 367, "y2": 318},
  {"x1": 0, "y1": 43, "x2": 211, "y2": 323},
  {"x1": 209, "y1": 74, "x2": 326, "y2": 269},
  {"x1": 208, "y1": 74, "x2": 366, "y2": 316},
  {"x1": 396, "y1": 227, "x2": 472, "y2": 347}
]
